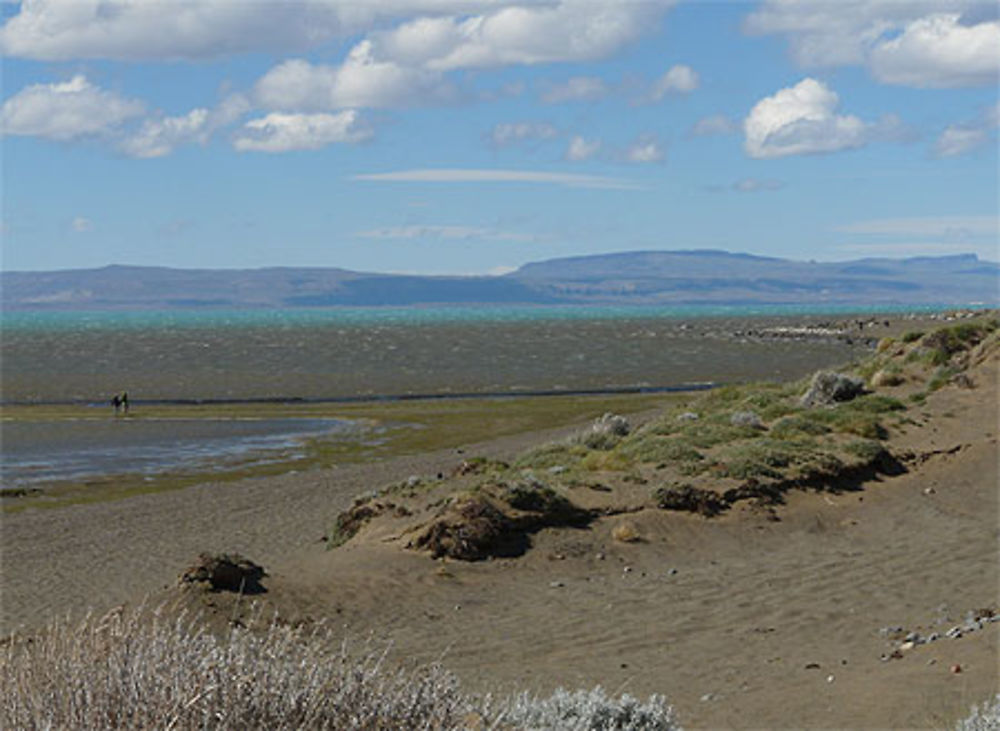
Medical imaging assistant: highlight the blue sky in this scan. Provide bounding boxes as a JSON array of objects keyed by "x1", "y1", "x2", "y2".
[{"x1": 1, "y1": 0, "x2": 998, "y2": 274}]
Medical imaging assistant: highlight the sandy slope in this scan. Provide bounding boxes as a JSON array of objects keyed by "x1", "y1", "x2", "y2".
[{"x1": 2, "y1": 322, "x2": 997, "y2": 729}]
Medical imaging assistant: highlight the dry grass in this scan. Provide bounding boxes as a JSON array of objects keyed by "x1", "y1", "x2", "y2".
[{"x1": 0, "y1": 604, "x2": 680, "y2": 730}]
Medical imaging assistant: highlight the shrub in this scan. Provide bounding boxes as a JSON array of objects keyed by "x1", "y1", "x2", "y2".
[
  {"x1": 771, "y1": 416, "x2": 831, "y2": 438},
  {"x1": 499, "y1": 686, "x2": 679, "y2": 730},
  {"x1": 0, "y1": 606, "x2": 471, "y2": 730},
  {"x1": 618, "y1": 434, "x2": 704, "y2": 465},
  {"x1": 901, "y1": 330, "x2": 924, "y2": 343},
  {"x1": 516, "y1": 442, "x2": 585, "y2": 470},
  {"x1": 956, "y1": 694, "x2": 1000, "y2": 731},
  {"x1": 1, "y1": 607, "x2": 683, "y2": 731}
]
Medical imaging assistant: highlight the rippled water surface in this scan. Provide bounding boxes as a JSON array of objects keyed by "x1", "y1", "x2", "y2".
[{"x1": 2, "y1": 306, "x2": 880, "y2": 403}]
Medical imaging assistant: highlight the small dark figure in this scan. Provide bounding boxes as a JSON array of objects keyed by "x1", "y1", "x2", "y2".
[
  {"x1": 111, "y1": 393, "x2": 121, "y2": 414},
  {"x1": 120, "y1": 391, "x2": 129, "y2": 414}
]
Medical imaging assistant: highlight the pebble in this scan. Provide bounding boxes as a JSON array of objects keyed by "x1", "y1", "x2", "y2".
[
  {"x1": 927, "y1": 632, "x2": 940, "y2": 642},
  {"x1": 946, "y1": 627, "x2": 963, "y2": 639},
  {"x1": 596, "y1": 552, "x2": 605, "y2": 561},
  {"x1": 667, "y1": 568, "x2": 678, "y2": 576},
  {"x1": 623, "y1": 566, "x2": 633, "y2": 574},
  {"x1": 900, "y1": 641, "x2": 915, "y2": 651},
  {"x1": 700, "y1": 693, "x2": 714, "y2": 702},
  {"x1": 951, "y1": 664, "x2": 962, "y2": 674},
  {"x1": 923, "y1": 487, "x2": 936, "y2": 495},
  {"x1": 826, "y1": 675, "x2": 835, "y2": 684},
  {"x1": 904, "y1": 631, "x2": 919, "y2": 643},
  {"x1": 549, "y1": 581, "x2": 564, "y2": 588}
]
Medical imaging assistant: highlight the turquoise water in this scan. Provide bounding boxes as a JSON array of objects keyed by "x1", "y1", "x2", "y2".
[{"x1": 0, "y1": 302, "x2": 960, "y2": 333}]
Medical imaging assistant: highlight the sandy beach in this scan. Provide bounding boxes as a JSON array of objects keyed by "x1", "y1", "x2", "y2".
[{"x1": 2, "y1": 314, "x2": 998, "y2": 729}]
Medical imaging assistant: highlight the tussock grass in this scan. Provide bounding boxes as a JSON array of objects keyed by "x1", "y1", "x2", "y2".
[
  {"x1": 957, "y1": 694, "x2": 1000, "y2": 731},
  {"x1": 0, "y1": 605, "x2": 680, "y2": 730}
]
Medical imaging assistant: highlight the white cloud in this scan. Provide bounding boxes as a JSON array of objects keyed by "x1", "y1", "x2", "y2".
[
  {"x1": 254, "y1": 48, "x2": 456, "y2": 111},
  {"x1": 745, "y1": 1, "x2": 999, "y2": 88},
  {"x1": 690, "y1": 114, "x2": 738, "y2": 137},
  {"x1": 368, "y1": 1, "x2": 675, "y2": 72},
  {"x1": 540, "y1": 76, "x2": 610, "y2": 104},
  {"x1": 71, "y1": 216, "x2": 93, "y2": 233},
  {"x1": 352, "y1": 168, "x2": 639, "y2": 190},
  {"x1": 744, "y1": 78, "x2": 903, "y2": 159},
  {"x1": 234, "y1": 111, "x2": 372, "y2": 153},
  {"x1": 565, "y1": 135, "x2": 602, "y2": 161},
  {"x1": 0, "y1": 75, "x2": 144, "y2": 141},
  {"x1": 0, "y1": 1, "x2": 510, "y2": 61},
  {"x1": 935, "y1": 125, "x2": 989, "y2": 157},
  {"x1": 490, "y1": 122, "x2": 558, "y2": 146},
  {"x1": 870, "y1": 13, "x2": 1000, "y2": 88},
  {"x1": 357, "y1": 224, "x2": 540, "y2": 242},
  {"x1": 647, "y1": 64, "x2": 699, "y2": 100},
  {"x1": 624, "y1": 134, "x2": 665, "y2": 163},
  {"x1": 934, "y1": 102, "x2": 1000, "y2": 157}
]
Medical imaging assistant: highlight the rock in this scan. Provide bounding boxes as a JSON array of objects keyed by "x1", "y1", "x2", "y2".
[
  {"x1": 800, "y1": 371, "x2": 866, "y2": 407},
  {"x1": 667, "y1": 568, "x2": 678, "y2": 576},
  {"x1": 951, "y1": 373, "x2": 975, "y2": 389},
  {"x1": 923, "y1": 487, "x2": 936, "y2": 495},
  {"x1": 549, "y1": 581, "x2": 565, "y2": 588},
  {"x1": 677, "y1": 412, "x2": 700, "y2": 422},
  {"x1": 180, "y1": 553, "x2": 266, "y2": 593},
  {"x1": 900, "y1": 641, "x2": 915, "y2": 651},
  {"x1": 730, "y1": 411, "x2": 765, "y2": 429},
  {"x1": 951, "y1": 664, "x2": 962, "y2": 674}
]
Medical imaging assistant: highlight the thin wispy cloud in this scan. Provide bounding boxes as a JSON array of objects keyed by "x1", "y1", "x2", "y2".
[
  {"x1": 351, "y1": 169, "x2": 640, "y2": 190},
  {"x1": 357, "y1": 225, "x2": 543, "y2": 243},
  {"x1": 836, "y1": 216, "x2": 998, "y2": 237}
]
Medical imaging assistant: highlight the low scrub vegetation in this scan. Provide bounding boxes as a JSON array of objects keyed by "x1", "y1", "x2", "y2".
[{"x1": 0, "y1": 606, "x2": 680, "y2": 730}]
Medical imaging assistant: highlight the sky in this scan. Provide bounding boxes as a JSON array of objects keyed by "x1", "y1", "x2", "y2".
[{"x1": 1, "y1": 0, "x2": 998, "y2": 275}]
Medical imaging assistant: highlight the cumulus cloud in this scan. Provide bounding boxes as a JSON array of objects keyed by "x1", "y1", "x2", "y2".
[
  {"x1": 624, "y1": 134, "x2": 665, "y2": 163},
  {"x1": 647, "y1": 64, "x2": 699, "y2": 100},
  {"x1": 565, "y1": 135, "x2": 602, "y2": 161},
  {"x1": 743, "y1": 78, "x2": 904, "y2": 159},
  {"x1": 933, "y1": 102, "x2": 999, "y2": 157},
  {"x1": 690, "y1": 114, "x2": 739, "y2": 137},
  {"x1": 0, "y1": 75, "x2": 144, "y2": 141},
  {"x1": 254, "y1": 47, "x2": 457, "y2": 111},
  {"x1": 0, "y1": 0, "x2": 508, "y2": 61},
  {"x1": 367, "y1": 1, "x2": 675, "y2": 72},
  {"x1": 745, "y1": 1, "x2": 999, "y2": 88},
  {"x1": 540, "y1": 76, "x2": 610, "y2": 104},
  {"x1": 490, "y1": 122, "x2": 558, "y2": 147},
  {"x1": 234, "y1": 111, "x2": 372, "y2": 153},
  {"x1": 1, "y1": 1, "x2": 676, "y2": 68},
  {"x1": 870, "y1": 13, "x2": 1000, "y2": 87},
  {"x1": 352, "y1": 168, "x2": 639, "y2": 190}
]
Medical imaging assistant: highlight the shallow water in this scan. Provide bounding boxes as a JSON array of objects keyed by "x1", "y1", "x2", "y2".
[{"x1": 0, "y1": 417, "x2": 357, "y2": 486}]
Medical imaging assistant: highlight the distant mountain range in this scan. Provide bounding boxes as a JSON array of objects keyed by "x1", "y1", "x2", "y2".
[{"x1": 3, "y1": 250, "x2": 997, "y2": 310}]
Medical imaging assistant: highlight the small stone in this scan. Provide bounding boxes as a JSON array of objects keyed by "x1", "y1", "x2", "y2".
[
  {"x1": 826, "y1": 675, "x2": 835, "y2": 684},
  {"x1": 927, "y1": 632, "x2": 940, "y2": 642},
  {"x1": 677, "y1": 412, "x2": 699, "y2": 422},
  {"x1": 923, "y1": 487, "x2": 936, "y2": 495},
  {"x1": 900, "y1": 641, "x2": 915, "y2": 651},
  {"x1": 700, "y1": 693, "x2": 714, "y2": 702},
  {"x1": 548, "y1": 465, "x2": 567, "y2": 475},
  {"x1": 623, "y1": 566, "x2": 633, "y2": 574},
  {"x1": 905, "y1": 631, "x2": 919, "y2": 642},
  {"x1": 950, "y1": 664, "x2": 962, "y2": 674},
  {"x1": 549, "y1": 581, "x2": 565, "y2": 588},
  {"x1": 667, "y1": 568, "x2": 678, "y2": 576},
  {"x1": 927, "y1": 658, "x2": 937, "y2": 666},
  {"x1": 596, "y1": 552, "x2": 605, "y2": 561}
]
